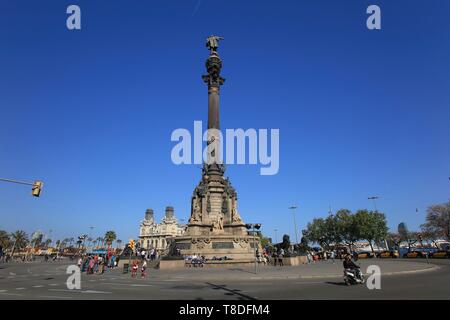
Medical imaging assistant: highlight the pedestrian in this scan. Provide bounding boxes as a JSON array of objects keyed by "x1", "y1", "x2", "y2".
[
  {"x1": 88, "y1": 257, "x2": 95, "y2": 274},
  {"x1": 93, "y1": 255, "x2": 99, "y2": 274},
  {"x1": 150, "y1": 248, "x2": 155, "y2": 261},
  {"x1": 77, "y1": 257, "x2": 82, "y2": 269},
  {"x1": 330, "y1": 250, "x2": 336, "y2": 264},
  {"x1": 131, "y1": 260, "x2": 138, "y2": 278},
  {"x1": 141, "y1": 260, "x2": 147, "y2": 278},
  {"x1": 278, "y1": 250, "x2": 284, "y2": 267},
  {"x1": 272, "y1": 252, "x2": 277, "y2": 266}
]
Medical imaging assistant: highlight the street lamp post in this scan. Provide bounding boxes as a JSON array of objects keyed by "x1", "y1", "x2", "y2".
[
  {"x1": 368, "y1": 196, "x2": 379, "y2": 212},
  {"x1": 89, "y1": 226, "x2": 94, "y2": 251},
  {"x1": 246, "y1": 223, "x2": 261, "y2": 274},
  {"x1": 48, "y1": 229, "x2": 53, "y2": 248},
  {"x1": 274, "y1": 229, "x2": 278, "y2": 244},
  {"x1": 289, "y1": 205, "x2": 299, "y2": 251}
]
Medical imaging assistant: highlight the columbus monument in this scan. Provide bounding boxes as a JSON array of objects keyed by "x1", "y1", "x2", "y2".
[{"x1": 171, "y1": 36, "x2": 257, "y2": 263}]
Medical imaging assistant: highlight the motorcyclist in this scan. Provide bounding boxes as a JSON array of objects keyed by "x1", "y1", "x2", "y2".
[
  {"x1": 343, "y1": 254, "x2": 362, "y2": 282},
  {"x1": 343, "y1": 254, "x2": 359, "y2": 270}
]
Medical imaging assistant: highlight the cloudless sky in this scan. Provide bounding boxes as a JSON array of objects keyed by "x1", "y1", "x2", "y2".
[{"x1": 1, "y1": 0, "x2": 449, "y2": 243}]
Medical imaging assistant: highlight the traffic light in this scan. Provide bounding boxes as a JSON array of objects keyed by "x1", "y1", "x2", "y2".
[
  {"x1": 418, "y1": 234, "x2": 423, "y2": 242},
  {"x1": 128, "y1": 239, "x2": 135, "y2": 250},
  {"x1": 32, "y1": 180, "x2": 43, "y2": 197}
]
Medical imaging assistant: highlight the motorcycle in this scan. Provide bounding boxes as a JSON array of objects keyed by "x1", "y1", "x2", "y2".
[{"x1": 344, "y1": 267, "x2": 365, "y2": 285}]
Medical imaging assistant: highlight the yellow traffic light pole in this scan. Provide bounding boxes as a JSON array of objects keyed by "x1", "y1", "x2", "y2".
[{"x1": 0, "y1": 178, "x2": 44, "y2": 197}]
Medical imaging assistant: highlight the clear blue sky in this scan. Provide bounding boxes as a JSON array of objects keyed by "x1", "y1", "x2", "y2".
[{"x1": 1, "y1": 0, "x2": 449, "y2": 243}]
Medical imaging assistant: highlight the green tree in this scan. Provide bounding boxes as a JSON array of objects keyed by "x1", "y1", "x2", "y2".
[
  {"x1": 44, "y1": 239, "x2": 52, "y2": 248},
  {"x1": 96, "y1": 237, "x2": 104, "y2": 248},
  {"x1": 259, "y1": 234, "x2": 271, "y2": 248},
  {"x1": 305, "y1": 214, "x2": 342, "y2": 250},
  {"x1": 0, "y1": 230, "x2": 11, "y2": 249},
  {"x1": 31, "y1": 233, "x2": 43, "y2": 248},
  {"x1": 104, "y1": 231, "x2": 117, "y2": 248},
  {"x1": 11, "y1": 230, "x2": 28, "y2": 255},
  {"x1": 335, "y1": 209, "x2": 360, "y2": 253},
  {"x1": 355, "y1": 210, "x2": 388, "y2": 253}
]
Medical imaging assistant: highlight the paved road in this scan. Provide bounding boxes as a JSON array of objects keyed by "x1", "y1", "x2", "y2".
[{"x1": 0, "y1": 259, "x2": 449, "y2": 300}]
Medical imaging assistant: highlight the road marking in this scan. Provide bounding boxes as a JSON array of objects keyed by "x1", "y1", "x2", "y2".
[
  {"x1": 0, "y1": 292, "x2": 23, "y2": 296},
  {"x1": 15, "y1": 288, "x2": 26, "y2": 290},
  {"x1": 49, "y1": 289, "x2": 112, "y2": 294},
  {"x1": 49, "y1": 284, "x2": 59, "y2": 286},
  {"x1": 33, "y1": 285, "x2": 44, "y2": 288},
  {"x1": 101, "y1": 282, "x2": 153, "y2": 287},
  {"x1": 39, "y1": 295, "x2": 73, "y2": 299},
  {"x1": 83, "y1": 290, "x2": 113, "y2": 294}
]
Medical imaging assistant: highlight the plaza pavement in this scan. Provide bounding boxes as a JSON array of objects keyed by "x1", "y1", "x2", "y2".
[{"x1": 0, "y1": 258, "x2": 449, "y2": 299}]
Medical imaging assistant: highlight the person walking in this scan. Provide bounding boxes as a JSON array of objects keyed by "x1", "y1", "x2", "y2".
[
  {"x1": 141, "y1": 260, "x2": 147, "y2": 278},
  {"x1": 272, "y1": 251, "x2": 278, "y2": 266},
  {"x1": 131, "y1": 260, "x2": 138, "y2": 278},
  {"x1": 330, "y1": 250, "x2": 336, "y2": 264},
  {"x1": 87, "y1": 257, "x2": 95, "y2": 274},
  {"x1": 278, "y1": 250, "x2": 284, "y2": 267}
]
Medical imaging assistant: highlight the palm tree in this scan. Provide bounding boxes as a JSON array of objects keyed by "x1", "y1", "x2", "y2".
[
  {"x1": 0, "y1": 230, "x2": 11, "y2": 249},
  {"x1": 62, "y1": 238, "x2": 70, "y2": 248},
  {"x1": 44, "y1": 239, "x2": 52, "y2": 248},
  {"x1": 96, "y1": 237, "x2": 103, "y2": 249},
  {"x1": 104, "y1": 231, "x2": 117, "y2": 249},
  {"x1": 31, "y1": 233, "x2": 43, "y2": 248},
  {"x1": 11, "y1": 230, "x2": 28, "y2": 256}
]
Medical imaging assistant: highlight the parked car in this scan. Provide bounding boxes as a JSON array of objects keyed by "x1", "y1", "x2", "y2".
[
  {"x1": 430, "y1": 250, "x2": 450, "y2": 259},
  {"x1": 377, "y1": 250, "x2": 399, "y2": 258},
  {"x1": 357, "y1": 251, "x2": 375, "y2": 259},
  {"x1": 403, "y1": 250, "x2": 427, "y2": 258}
]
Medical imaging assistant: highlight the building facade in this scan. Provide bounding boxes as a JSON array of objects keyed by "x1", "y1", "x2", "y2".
[{"x1": 139, "y1": 207, "x2": 186, "y2": 253}]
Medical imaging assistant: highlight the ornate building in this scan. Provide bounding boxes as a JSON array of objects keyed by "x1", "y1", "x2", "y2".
[{"x1": 139, "y1": 207, "x2": 186, "y2": 253}]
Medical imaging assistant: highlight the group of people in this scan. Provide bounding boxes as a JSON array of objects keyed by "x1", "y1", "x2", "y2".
[
  {"x1": 131, "y1": 259, "x2": 147, "y2": 278},
  {"x1": 270, "y1": 249, "x2": 285, "y2": 266},
  {"x1": 139, "y1": 248, "x2": 158, "y2": 261},
  {"x1": 77, "y1": 254, "x2": 118, "y2": 275},
  {"x1": 184, "y1": 254, "x2": 206, "y2": 267}
]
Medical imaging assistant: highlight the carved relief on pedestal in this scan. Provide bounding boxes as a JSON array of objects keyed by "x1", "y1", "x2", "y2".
[
  {"x1": 211, "y1": 214, "x2": 224, "y2": 233},
  {"x1": 191, "y1": 237, "x2": 211, "y2": 250},
  {"x1": 190, "y1": 195, "x2": 202, "y2": 223},
  {"x1": 231, "y1": 198, "x2": 243, "y2": 223}
]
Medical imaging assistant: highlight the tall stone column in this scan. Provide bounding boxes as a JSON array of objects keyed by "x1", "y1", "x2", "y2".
[{"x1": 202, "y1": 51, "x2": 225, "y2": 174}]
